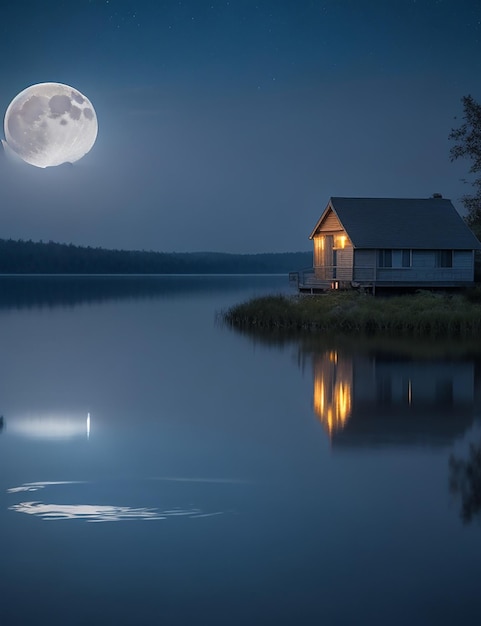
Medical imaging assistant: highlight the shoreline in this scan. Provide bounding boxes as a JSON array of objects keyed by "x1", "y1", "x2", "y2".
[{"x1": 223, "y1": 290, "x2": 481, "y2": 338}]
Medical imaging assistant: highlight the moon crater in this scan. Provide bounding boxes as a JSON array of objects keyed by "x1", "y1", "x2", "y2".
[{"x1": 3, "y1": 82, "x2": 98, "y2": 168}]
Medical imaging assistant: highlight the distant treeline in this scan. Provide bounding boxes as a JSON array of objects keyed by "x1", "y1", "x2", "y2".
[{"x1": 0, "y1": 239, "x2": 312, "y2": 274}]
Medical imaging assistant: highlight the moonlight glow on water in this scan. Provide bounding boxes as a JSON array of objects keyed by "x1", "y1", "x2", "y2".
[
  {"x1": 3, "y1": 82, "x2": 98, "y2": 168},
  {"x1": 9, "y1": 411, "x2": 91, "y2": 439}
]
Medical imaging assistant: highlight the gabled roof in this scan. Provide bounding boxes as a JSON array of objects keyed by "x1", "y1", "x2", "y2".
[{"x1": 310, "y1": 197, "x2": 481, "y2": 249}]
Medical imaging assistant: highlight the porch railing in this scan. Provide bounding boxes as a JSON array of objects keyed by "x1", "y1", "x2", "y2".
[{"x1": 289, "y1": 266, "x2": 474, "y2": 291}]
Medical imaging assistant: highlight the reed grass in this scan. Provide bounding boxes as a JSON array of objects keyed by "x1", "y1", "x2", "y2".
[{"x1": 223, "y1": 291, "x2": 481, "y2": 338}]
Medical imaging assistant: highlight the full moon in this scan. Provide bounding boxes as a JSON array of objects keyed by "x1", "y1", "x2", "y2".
[{"x1": 3, "y1": 82, "x2": 98, "y2": 168}]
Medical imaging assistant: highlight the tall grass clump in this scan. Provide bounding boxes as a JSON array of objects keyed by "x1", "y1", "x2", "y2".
[{"x1": 223, "y1": 290, "x2": 481, "y2": 338}]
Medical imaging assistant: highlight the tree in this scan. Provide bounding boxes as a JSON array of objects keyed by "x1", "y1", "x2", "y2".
[{"x1": 449, "y1": 95, "x2": 481, "y2": 238}]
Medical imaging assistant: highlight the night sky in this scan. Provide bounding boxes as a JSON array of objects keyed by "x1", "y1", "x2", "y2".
[{"x1": 0, "y1": 0, "x2": 480, "y2": 253}]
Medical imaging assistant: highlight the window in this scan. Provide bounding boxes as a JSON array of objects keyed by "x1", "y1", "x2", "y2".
[
  {"x1": 378, "y1": 249, "x2": 392, "y2": 268},
  {"x1": 391, "y1": 249, "x2": 411, "y2": 268},
  {"x1": 402, "y1": 249, "x2": 411, "y2": 267},
  {"x1": 436, "y1": 250, "x2": 453, "y2": 268},
  {"x1": 313, "y1": 236, "x2": 324, "y2": 267}
]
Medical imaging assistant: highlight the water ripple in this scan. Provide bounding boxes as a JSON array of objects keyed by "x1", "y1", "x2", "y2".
[
  {"x1": 9, "y1": 501, "x2": 216, "y2": 522},
  {"x1": 7, "y1": 480, "x2": 231, "y2": 522},
  {"x1": 7, "y1": 481, "x2": 85, "y2": 493}
]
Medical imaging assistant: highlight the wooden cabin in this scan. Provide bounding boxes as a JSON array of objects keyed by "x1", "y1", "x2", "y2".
[{"x1": 293, "y1": 196, "x2": 481, "y2": 292}]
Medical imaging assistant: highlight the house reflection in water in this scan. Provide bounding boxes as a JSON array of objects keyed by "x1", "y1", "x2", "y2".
[
  {"x1": 313, "y1": 351, "x2": 353, "y2": 436},
  {"x1": 311, "y1": 347, "x2": 480, "y2": 447}
]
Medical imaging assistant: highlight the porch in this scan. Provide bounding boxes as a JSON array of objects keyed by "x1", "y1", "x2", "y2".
[
  {"x1": 289, "y1": 268, "x2": 352, "y2": 293},
  {"x1": 289, "y1": 266, "x2": 474, "y2": 294}
]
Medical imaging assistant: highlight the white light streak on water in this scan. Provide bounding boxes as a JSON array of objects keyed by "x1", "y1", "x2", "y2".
[{"x1": 8, "y1": 412, "x2": 92, "y2": 440}]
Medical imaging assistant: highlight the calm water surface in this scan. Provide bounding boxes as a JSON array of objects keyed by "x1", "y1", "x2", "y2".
[{"x1": 1, "y1": 275, "x2": 481, "y2": 625}]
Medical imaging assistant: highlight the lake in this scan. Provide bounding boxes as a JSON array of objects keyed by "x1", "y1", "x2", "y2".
[{"x1": 1, "y1": 275, "x2": 481, "y2": 625}]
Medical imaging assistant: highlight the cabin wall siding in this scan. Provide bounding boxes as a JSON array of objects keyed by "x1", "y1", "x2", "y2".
[
  {"x1": 336, "y1": 246, "x2": 353, "y2": 280},
  {"x1": 321, "y1": 211, "x2": 343, "y2": 232},
  {"x1": 454, "y1": 250, "x2": 473, "y2": 271},
  {"x1": 351, "y1": 249, "x2": 474, "y2": 284},
  {"x1": 412, "y1": 250, "x2": 434, "y2": 268},
  {"x1": 353, "y1": 250, "x2": 376, "y2": 281},
  {"x1": 313, "y1": 212, "x2": 352, "y2": 280},
  {"x1": 409, "y1": 250, "x2": 473, "y2": 282}
]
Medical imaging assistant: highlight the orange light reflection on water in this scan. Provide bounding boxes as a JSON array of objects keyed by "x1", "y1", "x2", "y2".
[{"x1": 313, "y1": 351, "x2": 353, "y2": 436}]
